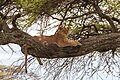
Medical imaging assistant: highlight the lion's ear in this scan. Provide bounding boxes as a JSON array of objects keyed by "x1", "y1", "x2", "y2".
[
  {"x1": 67, "y1": 27, "x2": 70, "y2": 30},
  {"x1": 58, "y1": 25, "x2": 64, "y2": 30},
  {"x1": 66, "y1": 27, "x2": 71, "y2": 32}
]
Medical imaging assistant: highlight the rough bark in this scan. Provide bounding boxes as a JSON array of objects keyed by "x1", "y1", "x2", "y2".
[{"x1": 0, "y1": 18, "x2": 120, "y2": 59}]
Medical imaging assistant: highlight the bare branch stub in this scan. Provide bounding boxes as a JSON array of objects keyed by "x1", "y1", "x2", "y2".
[{"x1": 11, "y1": 13, "x2": 21, "y2": 30}]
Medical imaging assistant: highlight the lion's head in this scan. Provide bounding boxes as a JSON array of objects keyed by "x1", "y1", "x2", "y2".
[{"x1": 55, "y1": 25, "x2": 70, "y2": 38}]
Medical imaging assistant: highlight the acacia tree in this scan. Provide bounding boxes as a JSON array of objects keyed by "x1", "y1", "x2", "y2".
[{"x1": 0, "y1": 0, "x2": 120, "y2": 80}]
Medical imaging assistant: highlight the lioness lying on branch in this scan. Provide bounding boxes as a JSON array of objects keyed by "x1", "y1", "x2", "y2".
[
  {"x1": 34, "y1": 25, "x2": 81, "y2": 47},
  {"x1": 23, "y1": 25, "x2": 81, "y2": 73}
]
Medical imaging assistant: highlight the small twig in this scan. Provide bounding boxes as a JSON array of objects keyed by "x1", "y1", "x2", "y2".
[
  {"x1": 0, "y1": 12, "x2": 7, "y2": 19},
  {"x1": 112, "y1": 17, "x2": 120, "y2": 24},
  {"x1": 0, "y1": 0, "x2": 12, "y2": 10},
  {"x1": 7, "y1": 44, "x2": 15, "y2": 53},
  {"x1": 0, "y1": 45, "x2": 9, "y2": 54}
]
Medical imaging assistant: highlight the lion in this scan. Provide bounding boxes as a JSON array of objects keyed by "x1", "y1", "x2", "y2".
[
  {"x1": 23, "y1": 25, "x2": 81, "y2": 71},
  {"x1": 33, "y1": 25, "x2": 81, "y2": 47}
]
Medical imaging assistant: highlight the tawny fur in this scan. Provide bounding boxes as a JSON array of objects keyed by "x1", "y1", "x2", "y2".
[
  {"x1": 33, "y1": 26, "x2": 81, "y2": 47},
  {"x1": 23, "y1": 25, "x2": 81, "y2": 67}
]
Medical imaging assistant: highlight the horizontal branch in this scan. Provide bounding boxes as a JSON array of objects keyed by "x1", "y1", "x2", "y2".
[
  {"x1": 49, "y1": 11, "x2": 95, "y2": 21},
  {"x1": 31, "y1": 33, "x2": 120, "y2": 58},
  {"x1": 0, "y1": 19, "x2": 120, "y2": 59}
]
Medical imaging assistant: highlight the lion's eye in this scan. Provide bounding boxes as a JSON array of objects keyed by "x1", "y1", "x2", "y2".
[{"x1": 59, "y1": 28, "x2": 62, "y2": 30}]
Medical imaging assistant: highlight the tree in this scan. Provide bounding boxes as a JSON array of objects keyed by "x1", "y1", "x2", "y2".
[{"x1": 0, "y1": 0, "x2": 120, "y2": 79}]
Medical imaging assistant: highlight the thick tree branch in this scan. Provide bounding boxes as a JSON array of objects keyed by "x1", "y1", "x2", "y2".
[
  {"x1": 0, "y1": 19, "x2": 120, "y2": 59},
  {"x1": 1, "y1": 29, "x2": 120, "y2": 59},
  {"x1": 29, "y1": 33, "x2": 120, "y2": 58}
]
